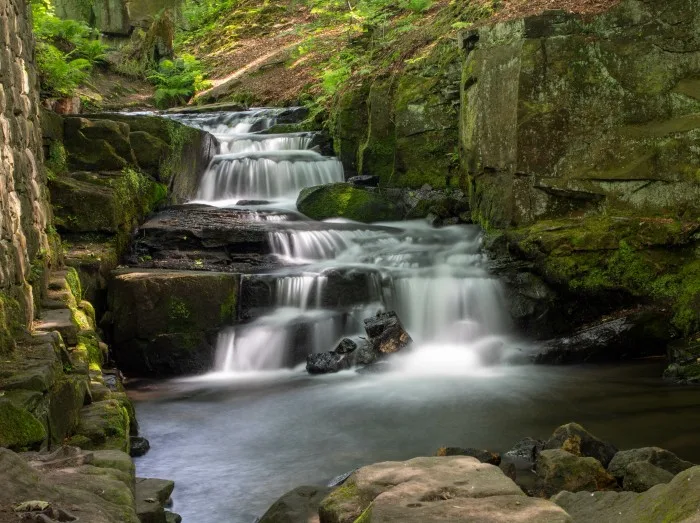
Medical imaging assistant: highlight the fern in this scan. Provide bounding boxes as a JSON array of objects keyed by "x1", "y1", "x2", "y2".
[{"x1": 147, "y1": 54, "x2": 211, "y2": 108}]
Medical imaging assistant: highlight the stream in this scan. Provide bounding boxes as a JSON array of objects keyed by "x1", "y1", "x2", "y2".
[{"x1": 132, "y1": 108, "x2": 700, "y2": 522}]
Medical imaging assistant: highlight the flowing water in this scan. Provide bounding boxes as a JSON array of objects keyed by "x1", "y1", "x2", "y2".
[{"x1": 133, "y1": 109, "x2": 700, "y2": 522}]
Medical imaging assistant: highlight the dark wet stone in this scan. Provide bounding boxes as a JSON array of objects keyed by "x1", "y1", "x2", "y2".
[{"x1": 130, "y1": 436, "x2": 151, "y2": 457}]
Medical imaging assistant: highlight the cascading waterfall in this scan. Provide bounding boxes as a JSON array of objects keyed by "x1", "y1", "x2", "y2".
[{"x1": 169, "y1": 107, "x2": 516, "y2": 375}]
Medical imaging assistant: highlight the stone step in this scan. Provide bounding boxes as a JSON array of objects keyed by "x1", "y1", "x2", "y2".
[{"x1": 36, "y1": 308, "x2": 78, "y2": 345}]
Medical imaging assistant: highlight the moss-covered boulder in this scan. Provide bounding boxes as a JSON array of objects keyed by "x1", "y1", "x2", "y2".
[
  {"x1": 297, "y1": 183, "x2": 403, "y2": 223},
  {"x1": 535, "y1": 449, "x2": 617, "y2": 498},
  {"x1": 0, "y1": 399, "x2": 46, "y2": 450},
  {"x1": 64, "y1": 118, "x2": 135, "y2": 171},
  {"x1": 68, "y1": 399, "x2": 131, "y2": 452},
  {"x1": 108, "y1": 269, "x2": 240, "y2": 376}
]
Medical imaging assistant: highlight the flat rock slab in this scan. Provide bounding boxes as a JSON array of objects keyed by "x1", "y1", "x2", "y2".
[
  {"x1": 319, "y1": 456, "x2": 571, "y2": 523},
  {"x1": 37, "y1": 308, "x2": 79, "y2": 346}
]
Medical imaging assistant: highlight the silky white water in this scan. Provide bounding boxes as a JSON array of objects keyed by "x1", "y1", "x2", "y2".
[
  {"x1": 184, "y1": 109, "x2": 344, "y2": 204},
  {"x1": 167, "y1": 108, "x2": 519, "y2": 376}
]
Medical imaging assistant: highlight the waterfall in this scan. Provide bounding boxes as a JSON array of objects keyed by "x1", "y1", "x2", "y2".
[
  {"x1": 164, "y1": 108, "x2": 515, "y2": 376},
  {"x1": 195, "y1": 151, "x2": 344, "y2": 202}
]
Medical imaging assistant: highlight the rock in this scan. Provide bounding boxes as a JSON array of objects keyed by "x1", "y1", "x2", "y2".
[
  {"x1": 136, "y1": 478, "x2": 175, "y2": 506},
  {"x1": 35, "y1": 308, "x2": 78, "y2": 346},
  {"x1": 533, "y1": 310, "x2": 672, "y2": 364},
  {"x1": 93, "y1": 0, "x2": 130, "y2": 35},
  {"x1": 108, "y1": 269, "x2": 240, "y2": 377},
  {"x1": 436, "y1": 447, "x2": 501, "y2": 466},
  {"x1": 553, "y1": 466, "x2": 700, "y2": 522},
  {"x1": 259, "y1": 485, "x2": 332, "y2": 523},
  {"x1": 663, "y1": 338, "x2": 700, "y2": 384},
  {"x1": 130, "y1": 131, "x2": 169, "y2": 175},
  {"x1": 348, "y1": 175, "x2": 380, "y2": 187},
  {"x1": 504, "y1": 437, "x2": 545, "y2": 468},
  {"x1": 544, "y1": 422, "x2": 617, "y2": 467},
  {"x1": 63, "y1": 118, "x2": 134, "y2": 171},
  {"x1": 67, "y1": 399, "x2": 131, "y2": 452},
  {"x1": 306, "y1": 351, "x2": 352, "y2": 375},
  {"x1": 607, "y1": 447, "x2": 694, "y2": 479},
  {"x1": 318, "y1": 456, "x2": 571, "y2": 523},
  {"x1": 621, "y1": 462, "x2": 674, "y2": 493},
  {"x1": 130, "y1": 436, "x2": 151, "y2": 457},
  {"x1": 535, "y1": 449, "x2": 617, "y2": 498},
  {"x1": 335, "y1": 338, "x2": 358, "y2": 354},
  {"x1": 358, "y1": 312, "x2": 412, "y2": 365},
  {"x1": 0, "y1": 399, "x2": 46, "y2": 451},
  {"x1": 165, "y1": 512, "x2": 182, "y2": 523},
  {"x1": 297, "y1": 183, "x2": 404, "y2": 223}
]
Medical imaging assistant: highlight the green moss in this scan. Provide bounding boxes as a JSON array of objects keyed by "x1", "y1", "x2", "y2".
[
  {"x1": 77, "y1": 331, "x2": 103, "y2": 367},
  {"x1": 354, "y1": 505, "x2": 373, "y2": 523},
  {"x1": 297, "y1": 183, "x2": 403, "y2": 223},
  {"x1": 219, "y1": 291, "x2": 238, "y2": 323},
  {"x1": 168, "y1": 297, "x2": 191, "y2": 332},
  {"x1": 45, "y1": 141, "x2": 68, "y2": 179},
  {"x1": 0, "y1": 399, "x2": 46, "y2": 450},
  {"x1": 66, "y1": 267, "x2": 83, "y2": 300},
  {"x1": 0, "y1": 292, "x2": 24, "y2": 355}
]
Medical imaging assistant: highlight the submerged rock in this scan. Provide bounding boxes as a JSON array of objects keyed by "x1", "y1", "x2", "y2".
[
  {"x1": 297, "y1": 183, "x2": 403, "y2": 223},
  {"x1": 535, "y1": 449, "x2": 617, "y2": 498},
  {"x1": 318, "y1": 456, "x2": 571, "y2": 523},
  {"x1": 259, "y1": 485, "x2": 332, "y2": 523},
  {"x1": 306, "y1": 352, "x2": 352, "y2": 375},
  {"x1": 544, "y1": 423, "x2": 617, "y2": 468}
]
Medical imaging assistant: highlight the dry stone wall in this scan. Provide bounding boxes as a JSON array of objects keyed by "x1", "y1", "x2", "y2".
[{"x1": 0, "y1": 0, "x2": 52, "y2": 352}]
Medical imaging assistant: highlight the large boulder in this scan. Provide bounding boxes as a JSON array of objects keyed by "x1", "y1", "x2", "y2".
[
  {"x1": 318, "y1": 456, "x2": 571, "y2": 523},
  {"x1": 621, "y1": 462, "x2": 674, "y2": 493},
  {"x1": 297, "y1": 183, "x2": 403, "y2": 223},
  {"x1": 259, "y1": 485, "x2": 332, "y2": 523},
  {"x1": 108, "y1": 269, "x2": 240, "y2": 376},
  {"x1": 544, "y1": 423, "x2": 618, "y2": 467},
  {"x1": 535, "y1": 449, "x2": 617, "y2": 498},
  {"x1": 553, "y1": 466, "x2": 700, "y2": 522},
  {"x1": 436, "y1": 447, "x2": 501, "y2": 466},
  {"x1": 0, "y1": 399, "x2": 46, "y2": 451},
  {"x1": 607, "y1": 447, "x2": 694, "y2": 480}
]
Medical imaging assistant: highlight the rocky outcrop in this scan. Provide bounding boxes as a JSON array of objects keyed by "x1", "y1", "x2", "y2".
[
  {"x1": 107, "y1": 269, "x2": 240, "y2": 376},
  {"x1": 460, "y1": 0, "x2": 700, "y2": 338},
  {"x1": 330, "y1": 40, "x2": 461, "y2": 189},
  {"x1": 317, "y1": 456, "x2": 571, "y2": 523}
]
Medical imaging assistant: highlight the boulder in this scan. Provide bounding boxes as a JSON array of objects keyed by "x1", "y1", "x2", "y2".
[
  {"x1": 335, "y1": 338, "x2": 358, "y2": 354},
  {"x1": 663, "y1": 338, "x2": 700, "y2": 384},
  {"x1": 533, "y1": 310, "x2": 672, "y2": 364},
  {"x1": 108, "y1": 269, "x2": 240, "y2": 377},
  {"x1": 436, "y1": 447, "x2": 501, "y2": 466},
  {"x1": 64, "y1": 118, "x2": 134, "y2": 171},
  {"x1": 306, "y1": 351, "x2": 352, "y2": 375},
  {"x1": 259, "y1": 485, "x2": 332, "y2": 523},
  {"x1": 130, "y1": 131, "x2": 169, "y2": 175},
  {"x1": 535, "y1": 449, "x2": 617, "y2": 498},
  {"x1": 297, "y1": 183, "x2": 403, "y2": 223},
  {"x1": 130, "y1": 436, "x2": 151, "y2": 457},
  {"x1": 503, "y1": 437, "x2": 545, "y2": 468},
  {"x1": 318, "y1": 456, "x2": 571, "y2": 523},
  {"x1": 553, "y1": 466, "x2": 700, "y2": 522},
  {"x1": 67, "y1": 399, "x2": 131, "y2": 452},
  {"x1": 0, "y1": 399, "x2": 46, "y2": 451},
  {"x1": 348, "y1": 175, "x2": 380, "y2": 187},
  {"x1": 544, "y1": 423, "x2": 617, "y2": 467},
  {"x1": 607, "y1": 447, "x2": 694, "y2": 479},
  {"x1": 357, "y1": 311, "x2": 412, "y2": 365},
  {"x1": 621, "y1": 462, "x2": 674, "y2": 493}
]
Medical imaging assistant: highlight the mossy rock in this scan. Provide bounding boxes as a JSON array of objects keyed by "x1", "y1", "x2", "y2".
[
  {"x1": 0, "y1": 399, "x2": 46, "y2": 450},
  {"x1": 297, "y1": 183, "x2": 403, "y2": 223},
  {"x1": 68, "y1": 399, "x2": 130, "y2": 452},
  {"x1": 0, "y1": 292, "x2": 24, "y2": 355},
  {"x1": 129, "y1": 131, "x2": 169, "y2": 175}
]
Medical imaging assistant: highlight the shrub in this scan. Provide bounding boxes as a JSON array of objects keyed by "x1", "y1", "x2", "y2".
[{"x1": 148, "y1": 54, "x2": 211, "y2": 108}]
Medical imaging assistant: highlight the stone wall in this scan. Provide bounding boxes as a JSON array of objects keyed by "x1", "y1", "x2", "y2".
[{"x1": 0, "y1": 0, "x2": 53, "y2": 353}]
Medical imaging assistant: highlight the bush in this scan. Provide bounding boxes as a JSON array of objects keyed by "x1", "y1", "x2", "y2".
[
  {"x1": 148, "y1": 54, "x2": 211, "y2": 108},
  {"x1": 31, "y1": 0, "x2": 109, "y2": 97}
]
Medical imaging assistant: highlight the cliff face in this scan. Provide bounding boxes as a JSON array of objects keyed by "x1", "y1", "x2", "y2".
[
  {"x1": 0, "y1": 0, "x2": 54, "y2": 353},
  {"x1": 460, "y1": 0, "x2": 700, "y2": 339},
  {"x1": 461, "y1": 0, "x2": 700, "y2": 227}
]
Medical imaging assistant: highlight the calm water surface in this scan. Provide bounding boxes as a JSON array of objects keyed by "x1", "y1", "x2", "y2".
[{"x1": 132, "y1": 361, "x2": 700, "y2": 523}]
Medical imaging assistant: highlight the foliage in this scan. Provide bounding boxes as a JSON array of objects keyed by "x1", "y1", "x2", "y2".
[
  {"x1": 31, "y1": 0, "x2": 109, "y2": 97},
  {"x1": 147, "y1": 55, "x2": 211, "y2": 108}
]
